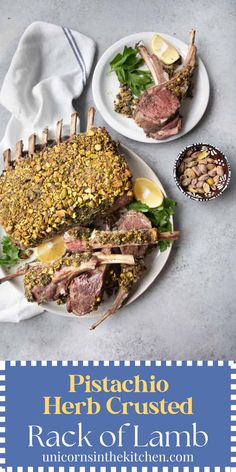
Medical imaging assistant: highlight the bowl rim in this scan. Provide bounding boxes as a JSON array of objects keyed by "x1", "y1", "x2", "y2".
[{"x1": 173, "y1": 142, "x2": 231, "y2": 202}]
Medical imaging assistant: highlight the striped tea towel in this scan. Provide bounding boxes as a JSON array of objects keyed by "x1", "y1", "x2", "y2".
[{"x1": 0, "y1": 21, "x2": 96, "y2": 322}]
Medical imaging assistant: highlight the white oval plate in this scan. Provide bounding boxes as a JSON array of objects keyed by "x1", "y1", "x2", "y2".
[
  {"x1": 0, "y1": 145, "x2": 173, "y2": 318},
  {"x1": 92, "y1": 32, "x2": 210, "y2": 143}
]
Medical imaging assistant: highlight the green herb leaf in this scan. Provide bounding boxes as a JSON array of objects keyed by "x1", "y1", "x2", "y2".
[
  {"x1": 158, "y1": 240, "x2": 171, "y2": 252},
  {"x1": 126, "y1": 69, "x2": 153, "y2": 96},
  {"x1": 109, "y1": 46, "x2": 154, "y2": 96},
  {"x1": 0, "y1": 236, "x2": 20, "y2": 267},
  {"x1": 122, "y1": 57, "x2": 144, "y2": 71},
  {"x1": 110, "y1": 46, "x2": 137, "y2": 70},
  {"x1": 128, "y1": 201, "x2": 150, "y2": 212},
  {"x1": 116, "y1": 68, "x2": 126, "y2": 84},
  {"x1": 128, "y1": 197, "x2": 177, "y2": 252}
]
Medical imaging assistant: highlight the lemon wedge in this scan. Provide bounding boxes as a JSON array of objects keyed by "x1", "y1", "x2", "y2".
[
  {"x1": 134, "y1": 177, "x2": 164, "y2": 208},
  {"x1": 151, "y1": 34, "x2": 180, "y2": 65},
  {"x1": 34, "y1": 236, "x2": 66, "y2": 263}
]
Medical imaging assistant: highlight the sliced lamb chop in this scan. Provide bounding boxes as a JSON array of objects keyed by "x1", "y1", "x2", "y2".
[
  {"x1": 66, "y1": 266, "x2": 106, "y2": 316},
  {"x1": 149, "y1": 114, "x2": 182, "y2": 140},
  {"x1": 134, "y1": 86, "x2": 180, "y2": 135},
  {"x1": 31, "y1": 281, "x2": 58, "y2": 303},
  {"x1": 66, "y1": 218, "x2": 112, "y2": 317},
  {"x1": 0, "y1": 252, "x2": 134, "y2": 287},
  {"x1": 134, "y1": 30, "x2": 196, "y2": 139},
  {"x1": 64, "y1": 212, "x2": 163, "y2": 257}
]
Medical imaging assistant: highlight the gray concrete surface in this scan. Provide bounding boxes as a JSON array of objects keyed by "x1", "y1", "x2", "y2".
[{"x1": 0, "y1": 0, "x2": 235, "y2": 359}]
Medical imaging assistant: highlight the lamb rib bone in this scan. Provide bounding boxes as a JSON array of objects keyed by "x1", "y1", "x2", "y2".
[
  {"x1": 165, "y1": 29, "x2": 196, "y2": 100},
  {"x1": 41, "y1": 127, "x2": 49, "y2": 146},
  {"x1": 3, "y1": 149, "x2": 11, "y2": 171},
  {"x1": 137, "y1": 41, "x2": 168, "y2": 85},
  {"x1": 182, "y1": 29, "x2": 196, "y2": 69},
  {"x1": 70, "y1": 112, "x2": 78, "y2": 137},
  {"x1": 87, "y1": 106, "x2": 96, "y2": 131},
  {"x1": 56, "y1": 120, "x2": 63, "y2": 144},
  {"x1": 15, "y1": 141, "x2": 23, "y2": 163},
  {"x1": 0, "y1": 264, "x2": 31, "y2": 284},
  {"x1": 28, "y1": 134, "x2": 36, "y2": 155}
]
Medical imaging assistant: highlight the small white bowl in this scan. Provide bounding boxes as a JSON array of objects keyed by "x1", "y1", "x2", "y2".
[{"x1": 173, "y1": 143, "x2": 231, "y2": 202}]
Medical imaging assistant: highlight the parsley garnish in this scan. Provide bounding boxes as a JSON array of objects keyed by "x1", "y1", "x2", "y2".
[{"x1": 0, "y1": 236, "x2": 20, "y2": 267}]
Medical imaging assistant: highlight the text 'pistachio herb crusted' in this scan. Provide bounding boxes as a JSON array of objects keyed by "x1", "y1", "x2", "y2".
[{"x1": 128, "y1": 198, "x2": 177, "y2": 252}]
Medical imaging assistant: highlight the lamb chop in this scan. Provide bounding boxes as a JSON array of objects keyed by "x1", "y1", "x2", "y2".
[
  {"x1": 0, "y1": 252, "x2": 134, "y2": 312},
  {"x1": 63, "y1": 223, "x2": 179, "y2": 253},
  {"x1": 66, "y1": 219, "x2": 112, "y2": 316},
  {"x1": 90, "y1": 211, "x2": 158, "y2": 330},
  {"x1": 134, "y1": 30, "x2": 196, "y2": 140},
  {"x1": 0, "y1": 108, "x2": 133, "y2": 249}
]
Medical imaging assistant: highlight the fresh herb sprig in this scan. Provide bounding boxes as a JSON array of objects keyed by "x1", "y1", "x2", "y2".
[
  {"x1": 110, "y1": 46, "x2": 154, "y2": 96},
  {"x1": 128, "y1": 198, "x2": 177, "y2": 252},
  {"x1": 0, "y1": 236, "x2": 20, "y2": 267}
]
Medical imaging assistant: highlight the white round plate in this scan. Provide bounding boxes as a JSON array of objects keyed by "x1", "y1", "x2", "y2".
[
  {"x1": 0, "y1": 145, "x2": 173, "y2": 319},
  {"x1": 92, "y1": 32, "x2": 210, "y2": 143}
]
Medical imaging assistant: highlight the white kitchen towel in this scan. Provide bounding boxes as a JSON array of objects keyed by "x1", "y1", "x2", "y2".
[{"x1": 0, "y1": 21, "x2": 96, "y2": 322}]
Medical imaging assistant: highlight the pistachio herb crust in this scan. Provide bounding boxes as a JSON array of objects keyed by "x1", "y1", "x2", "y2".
[
  {"x1": 65, "y1": 227, "x2": 158, "y2": 248},
  {"x1": 0, "y1": 128, "x2": 133, "y2": 248},
  {"x1": 119, "y1": 259, "x2": 145, "y2": 292},
  {"x1": 166, "y1": 66, "x2": 192, "y2": 99}
]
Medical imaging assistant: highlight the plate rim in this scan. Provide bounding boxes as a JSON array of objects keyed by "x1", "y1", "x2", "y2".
[
  {"x1": 0, "y1": 144, "x2": 173, "y2": 318},
  {"x1": 92, "y1": 31, "x2": 210, "y2": 143}
]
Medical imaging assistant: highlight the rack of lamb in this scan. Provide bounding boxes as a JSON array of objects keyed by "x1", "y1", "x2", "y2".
[{"x1": 0, "y1": 108, "x2": 179, "y2": 328}]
